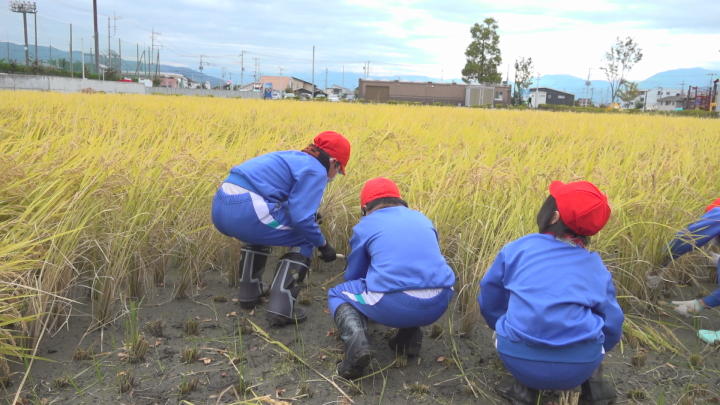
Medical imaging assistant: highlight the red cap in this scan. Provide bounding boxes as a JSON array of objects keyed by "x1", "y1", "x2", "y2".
[
  {"x1": 706, "y1": 198, "x2": 720, "y2": 213},
  {"x1": 361, "y1": 177, "x2": 402, "y2": 207},
  {"x1": 549, "y1": 180, "x2": 611, "y2": 236},
  {"x1": 313, "y1": 131, "x2": 351, "y2": 175}
]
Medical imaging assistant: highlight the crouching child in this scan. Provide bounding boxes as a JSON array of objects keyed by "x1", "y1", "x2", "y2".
[
  {"x1": 479, "y1": 180, "x2": 624, "y2": 405},
  {"x1": 328, "y1": 177, "x2": 456, "y2": 379}
]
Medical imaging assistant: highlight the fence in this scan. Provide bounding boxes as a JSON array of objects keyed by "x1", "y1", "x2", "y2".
[
  {"x1": 0, "y1": 73, "x2": 144, "y2": 93},
  {"x1": 0, "y1": 73, "x2": 268, "y2": 99},
  {"x1": 146, "y1": 87, "x2": 264, "y2": 99}
]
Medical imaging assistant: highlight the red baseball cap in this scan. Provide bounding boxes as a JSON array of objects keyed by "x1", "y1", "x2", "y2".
[
  {"x1": 361, "y1": 177, "x2": 402, "y2": 207},
  {"x1": 549, "y1": 180, "x2": 611, "y2": 236},
  {"x1": 706, "y1": 198, "x2": 720, "y2": 213},
  {"x1": 313, "y1": 131, "x2": 351, "y2": 175}
]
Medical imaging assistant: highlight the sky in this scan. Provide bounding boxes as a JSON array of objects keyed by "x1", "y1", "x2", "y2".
[{"x1": 1, "y1": 0, "x2": 718, "y2": 85}]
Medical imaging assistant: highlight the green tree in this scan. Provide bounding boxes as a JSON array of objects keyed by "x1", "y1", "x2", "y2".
[
  {"x1": 512, "y1": 57, "x2": 533, "y2": 105},
  {"x1": 462, "y1": 18, "x2": 502, "y2": 84},
  {"x1": 617, "y1": 81, "x2": 640, "y2": 106},
  {"x1": 600, "y1": 37, "x2": 643, "y2": 103}
]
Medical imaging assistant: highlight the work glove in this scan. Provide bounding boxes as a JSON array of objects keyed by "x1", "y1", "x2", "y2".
[
  {"x1": 710, "y1": 251, "x2": 720, "y2": 266},
  {"x1": 669, "y1": 300, "x2": 704, "y2": 317},
  {"x1": 317, "y1": 242, "x2": 337, "y2": 263},
  {"x1": 315, "y1": 211, "x2": 324, "y2": 225},
  {"x1": 646, "y1": 272, "x2": 663, "y2": 290}
]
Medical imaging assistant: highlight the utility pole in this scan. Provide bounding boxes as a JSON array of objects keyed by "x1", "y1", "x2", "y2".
[
  {"x1": 342, "y1": 65, "x2": 344, "y2": 89},
  {"x1": 69, "y1": 24, "x2": 73, "y2": 77},
  {"x1": 325, "y1": 68, "x2": 328, "y2": 92},
  {"x1": 534, "y1": 73, "x2": 540, "y2": 109},
  {"x1": 279, "y1": 66, "x2": 284, "y2": 95},
  {"x1": 253, "y1": 58, "x2": 259, "y2": 82},
  {"x1": 150, "y1": 29, "x2": 161, "y2": 80},
  {"x1": 584, "y1": 68, "x2": 591, "y2": 107},
  {"x1": 9, "y1": 1, "x2": 36, "y2": 66},
  {"x1": 93, "y1": 0, "x2": 100, "y2": 76},
  {"x1": 239, "y1": 51, "x2": 246, "y2": 87},
  {"x1": 151, "y1": 29, "x2": 154, "y2": 77},
  {"x1": 33, "y1": 10, "x2": 37, "y2": 63},
  {"x1": 367, "y1": 61, "x2": 370, "y2": 78},
  {"x1": 311, "y1": 45, "x2": 315, "y2": 99},
  {"x1": 81, "y1": 38, "x2": 84, "y2": 79},
  {"x1": 108, "y1": 13, "x2": 121, "y2": 70}
]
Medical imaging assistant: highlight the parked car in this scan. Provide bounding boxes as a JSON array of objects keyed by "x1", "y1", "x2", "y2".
[
  {"x1": 284, "y1": 93, "x2": 296, "y2": 99},
  {"x1": 271, "y1": 92, "x2": 281, "y2": 100},
  {"x1": 346, "y1": 94, "x2": 355, "y2": 101},
  {"x1": 328, "y1": 94, "x2": 340, "y2": 102}
]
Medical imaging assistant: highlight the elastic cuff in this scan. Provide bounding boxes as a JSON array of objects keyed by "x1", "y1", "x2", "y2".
[{"x1": 701, "y1": 294, "x2": 720, "y2": 308}]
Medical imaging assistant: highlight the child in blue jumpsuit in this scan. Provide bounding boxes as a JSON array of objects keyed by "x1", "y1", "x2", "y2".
[
  {"x1": 647, "y1": 199, "x2": 720, "y2": 342},
  {"x1": 327, "y1": 177, "x2": 455, "y2": 379},
  {"x1": 212, "y1": 131, "x2": 351, "y2": 326},
  {"x1": 479, "y1": 180, "x2": 624, "y2": 405}
]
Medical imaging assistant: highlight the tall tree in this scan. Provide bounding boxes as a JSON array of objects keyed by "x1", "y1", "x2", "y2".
[
  {"x1": 600, "y1": 37, "x2": 643, "y2": 103},
  {"x1": 462, "y1": 18, "x2": 502, "y2": 84},
  {"x1": 617, "y1": 80, "x2": 641, "y2": 106},
  {"x1": 513, "y1": 57, "x2": 533, "y2": 105}
]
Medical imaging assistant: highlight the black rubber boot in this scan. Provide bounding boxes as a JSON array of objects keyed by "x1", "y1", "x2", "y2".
[
  {"x1": 335, "y1": 303, "x2": 372, "y2": 380},
  {"x1": 388, "y1": 327, "x2": 422, "y2": 357},
  {"x1": 580, "y1": 364, "x2": 617, "y2": 405},
  {"x1": 495, "y1": 375, "x2": 539, "y2": 405},
  {"x1": 266, "y1": 252, "x2": 311, "y2": 326},
  {"x1": 237, "y1": 245, "x2": 272, "y2": 308}
]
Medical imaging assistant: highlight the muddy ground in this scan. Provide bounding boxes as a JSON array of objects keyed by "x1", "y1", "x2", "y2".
[{"x1": 4, "y1": 253, "x2": 720, "y2": 405}]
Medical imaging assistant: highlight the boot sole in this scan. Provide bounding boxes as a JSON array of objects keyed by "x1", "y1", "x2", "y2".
[
  {"x1": 338, "y1": 350, "x2": 372, "y2": 380},
  {"x1": 238, "y1": 299, "x2": 259, "y2": 309},
  {"x1": 266, "y1": 312, "x2": 308, "y2": 326}
]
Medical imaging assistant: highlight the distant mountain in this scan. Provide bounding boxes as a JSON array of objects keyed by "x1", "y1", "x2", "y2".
[
  {"x1": 527, "y1": 68, "x2": 718, "y2": 103},
  {"x1": 638, "y1": 68, "x2": 718, "y2": 91},
  {"x1": 1, "y1": 42, "x2": 223, "y2": 87}
]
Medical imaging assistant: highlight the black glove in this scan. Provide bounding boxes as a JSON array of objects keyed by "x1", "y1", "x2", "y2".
[
  {"x1": 318, "y1": 242, "x2": 337, "y2": 262},
  {"x1": 315, "y1": 211, "x2": 324, "y2": 225}
]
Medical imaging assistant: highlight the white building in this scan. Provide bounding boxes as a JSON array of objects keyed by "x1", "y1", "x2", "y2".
[
  {"x1": 657, "y1": 95, "x2": 688, "y2": 111},
  {"x1": 638, "y1": 88, "x2": 684, "y2": 110}
]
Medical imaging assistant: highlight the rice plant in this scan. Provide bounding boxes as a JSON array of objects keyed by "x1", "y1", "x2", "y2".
[
  {"x1": 125, "y1": 301, "x2": 149, "y2": 364},
  {"x1": 184, "y1": 318, "x2": 199, "y2": 336},
  {"x1": 116, "y1": 370, "x2": 134, "y2": 394},
  {"x1": 1, "y1": 91, "x2": 719, "y2": 368},
  {"x1": 178, "y1": 374, "x2": 199, "y2": 395}
]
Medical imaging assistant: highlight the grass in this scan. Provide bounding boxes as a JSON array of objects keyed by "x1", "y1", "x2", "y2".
[
  {"x1": 125, "y1": 301, "x2": 149, "y2": 364},
  {"x1": 1, "y1": 91, "x2": 720, "y2": 373}
]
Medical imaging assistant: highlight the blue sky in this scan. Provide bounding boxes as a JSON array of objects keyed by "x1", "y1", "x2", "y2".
[{"x1": 1, "y1": 0, "x2": 718, "y2": 84}]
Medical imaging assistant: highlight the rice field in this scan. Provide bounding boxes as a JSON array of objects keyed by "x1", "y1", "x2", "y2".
[{"x1": 1, "y1": 91, "x2": 719, "y2": 372}]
